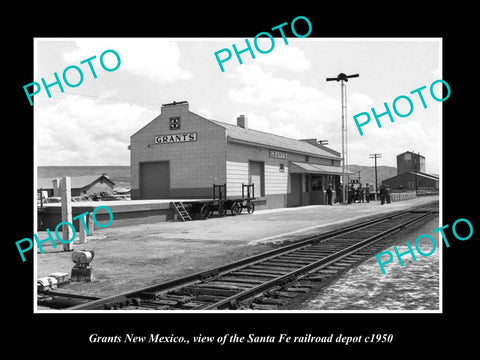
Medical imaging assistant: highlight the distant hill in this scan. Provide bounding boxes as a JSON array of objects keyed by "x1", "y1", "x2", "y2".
[
  {"x1": 347, "y1": 165, "x2": 397, "y2": 188},
  {"x1": 37, "y1": 164, "x2": 397, "y2": 190},
  {"x1": 37, "y1": 166, "x2": 130, "y2": 187}
]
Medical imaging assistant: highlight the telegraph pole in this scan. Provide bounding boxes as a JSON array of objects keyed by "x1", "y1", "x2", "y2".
[
  {"x1": 369, "y1": 153, "x2": 382, "y2": 201},
  {"x1": 326, "y1": 73, "x2": 359, "y2": 204}
]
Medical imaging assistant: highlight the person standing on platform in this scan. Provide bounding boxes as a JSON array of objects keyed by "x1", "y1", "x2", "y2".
[
  {"x1": 336, "y1": 185, "x2": 342, "y2": 204},
  {"x1": 365, "y1": 183, "x2": 370, "y2": 203},
  {"x1": 326, "y1": 184, "x2": 333, "y2": 205},
  {"x1": 380, "y1": 183, "x2": 386, "y2": 205},
  {"x1": 358, "y1": 183, "x2": 364, "y2": 203}
]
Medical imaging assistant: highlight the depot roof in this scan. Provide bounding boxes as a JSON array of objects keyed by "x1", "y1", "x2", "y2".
[
  {"x1": 209, "y1": 120, "x2": 341, "y2": 160},
  {"x1": 411, "y1": 171, "x2": 439, "y2": 180},
  {"x1": 290, "y1": 162, "x2": 353, "y2": 175}
]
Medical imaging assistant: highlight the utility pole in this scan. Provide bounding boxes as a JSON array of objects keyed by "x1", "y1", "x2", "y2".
[
  {"x1": 369, "y1": 153, "x2": 382, "y2": 201},
  {"x1": 326, "y1": 73, "x2": 359, "y2": 204},
  {"x1": 60, "y1": 176, "x2": 74, "y2": 251}
]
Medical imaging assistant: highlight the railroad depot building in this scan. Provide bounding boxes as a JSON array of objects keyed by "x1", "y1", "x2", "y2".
[{"x1": 129, "y1": 101, "x2": 344, "y2": 209}]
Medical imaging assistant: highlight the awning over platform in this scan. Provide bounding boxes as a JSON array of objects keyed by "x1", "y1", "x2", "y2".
[{"x1": 289, "y1": 162, "x2": 353, "y2": 175}]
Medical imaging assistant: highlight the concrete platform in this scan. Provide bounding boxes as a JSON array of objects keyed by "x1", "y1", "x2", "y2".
[
  {"x1": 38, "y1": 197, "x2": 265, "y2": 230},
  {"x1": 35, "y1": 195, "x2": 439, "y2": 302},
  {"x1": 38, "y1": 198, "x2": 210, "y2": 230}
]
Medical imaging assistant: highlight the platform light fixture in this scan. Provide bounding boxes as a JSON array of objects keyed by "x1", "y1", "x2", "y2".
[{"x1": 326, "y1": 73, "x2": 359, "y2": 204}]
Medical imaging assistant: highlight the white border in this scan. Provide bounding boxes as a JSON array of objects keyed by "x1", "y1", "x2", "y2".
[{"x1": 33, "y1": 37, "x2": 443, "y2": 314}]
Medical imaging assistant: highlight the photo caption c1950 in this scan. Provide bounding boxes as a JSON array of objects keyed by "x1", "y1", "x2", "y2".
[{"x1": 88, "y1": 332, "x2": 394, "y2": 345}]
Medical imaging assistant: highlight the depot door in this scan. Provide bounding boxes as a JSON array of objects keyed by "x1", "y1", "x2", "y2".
[
  {"x1": 140, "y1": 161, "x2": 170, "y2": 199},
  {"x1": 249, "y1": 161, "x2": 264, "y2": 197},
  {"x1": 289, "y1": 173, "x2": 302, "y2": 206}
]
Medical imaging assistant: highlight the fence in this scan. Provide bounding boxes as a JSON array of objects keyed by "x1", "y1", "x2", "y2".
[{"x1": 389, "y1": 191, "x2": 417, "y2": 202}]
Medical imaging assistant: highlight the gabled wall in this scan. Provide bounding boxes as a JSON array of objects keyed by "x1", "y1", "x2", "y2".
[{"x1": 130, "y1": 102, "x2": 227, "y2": 199}]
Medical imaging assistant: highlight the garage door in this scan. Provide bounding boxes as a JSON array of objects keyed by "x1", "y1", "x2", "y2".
[
  {"x1": 249, "y1": 161, "x2": 264, "y2": 197},
  {"x1": 140, "y1": 161, "x2": 170, "y2": 199}
]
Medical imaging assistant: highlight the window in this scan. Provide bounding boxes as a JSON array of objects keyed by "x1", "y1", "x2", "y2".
[{"x1": 311, "y1": 175, "x2": 323, "y2": 190}]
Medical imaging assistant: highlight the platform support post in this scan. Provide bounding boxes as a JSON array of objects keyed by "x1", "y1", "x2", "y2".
[
  {"x1": 60, "y1": 176, "x2": 74, "y2": 251},
  {"x1": 78, "y1": 220, "x2": 87, "y2": 244},
  {"x1": 87, "y1": 212, "x2": 95, "y2": 235}
]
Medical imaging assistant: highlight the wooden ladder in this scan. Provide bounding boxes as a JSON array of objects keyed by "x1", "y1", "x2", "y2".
[{"x1": 171, "y1": 201, "x2": 192, "y2": 221}]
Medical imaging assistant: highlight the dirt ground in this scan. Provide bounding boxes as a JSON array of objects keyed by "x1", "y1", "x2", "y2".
[{"x1": 36, "y1": 231, "x2": 276, "y2": 297}]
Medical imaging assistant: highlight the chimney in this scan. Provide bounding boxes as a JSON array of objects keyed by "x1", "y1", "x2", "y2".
[
  {"x1": 161, "y1": 100, "x2": 189, "y2": 114},
  {"x1": 237, "y1": 115, "x2": 248, "y2": 129}
]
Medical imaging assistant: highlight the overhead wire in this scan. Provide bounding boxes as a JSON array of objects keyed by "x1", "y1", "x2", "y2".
[{"x1": 35, "y1": 89, "x2": 166, "y2": 107}]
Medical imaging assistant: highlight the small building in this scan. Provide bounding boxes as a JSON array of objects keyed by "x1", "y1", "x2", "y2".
[
  {"x1": 397, "y1": 151, "x2": 425, "y2": 175},
  {"x1": 383, "y1": 171, "x2": 439, "y2": 193},
  {"x1": 37, "y1": 175, "x2": 116, "y2": 197},
  {"x1": 37, "y1": 178, "x2": 56, "y2": 198},
  {"x1": 129, "y1": 101, "x2": 345, "y2": 209}
]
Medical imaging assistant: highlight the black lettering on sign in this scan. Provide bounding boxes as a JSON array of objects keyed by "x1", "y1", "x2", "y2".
[{"x1": 154, "y1": 132, "x2": 198, "y2": 144}]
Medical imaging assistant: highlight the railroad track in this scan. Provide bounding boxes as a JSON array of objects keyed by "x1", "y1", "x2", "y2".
[{"x1": 65, "y1": 200, "x2": 439, "y2": 311}]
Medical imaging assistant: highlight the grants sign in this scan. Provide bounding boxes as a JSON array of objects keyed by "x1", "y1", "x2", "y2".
[
  {"x1": 154, "y1": 132, "x2": 197, "y2": 144},
  {"x1": 269, "y1": 150, "x2": 287, "y2": 159}
]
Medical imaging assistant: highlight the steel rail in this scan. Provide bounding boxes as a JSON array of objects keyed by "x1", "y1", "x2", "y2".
[{"x1": 39, "y1": 290, "x2": 101, "y2": 301}]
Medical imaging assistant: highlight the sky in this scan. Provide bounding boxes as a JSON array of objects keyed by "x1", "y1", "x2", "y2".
[{"x1": 34, "y1": 38, "x2": 442, "y2": 174}]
